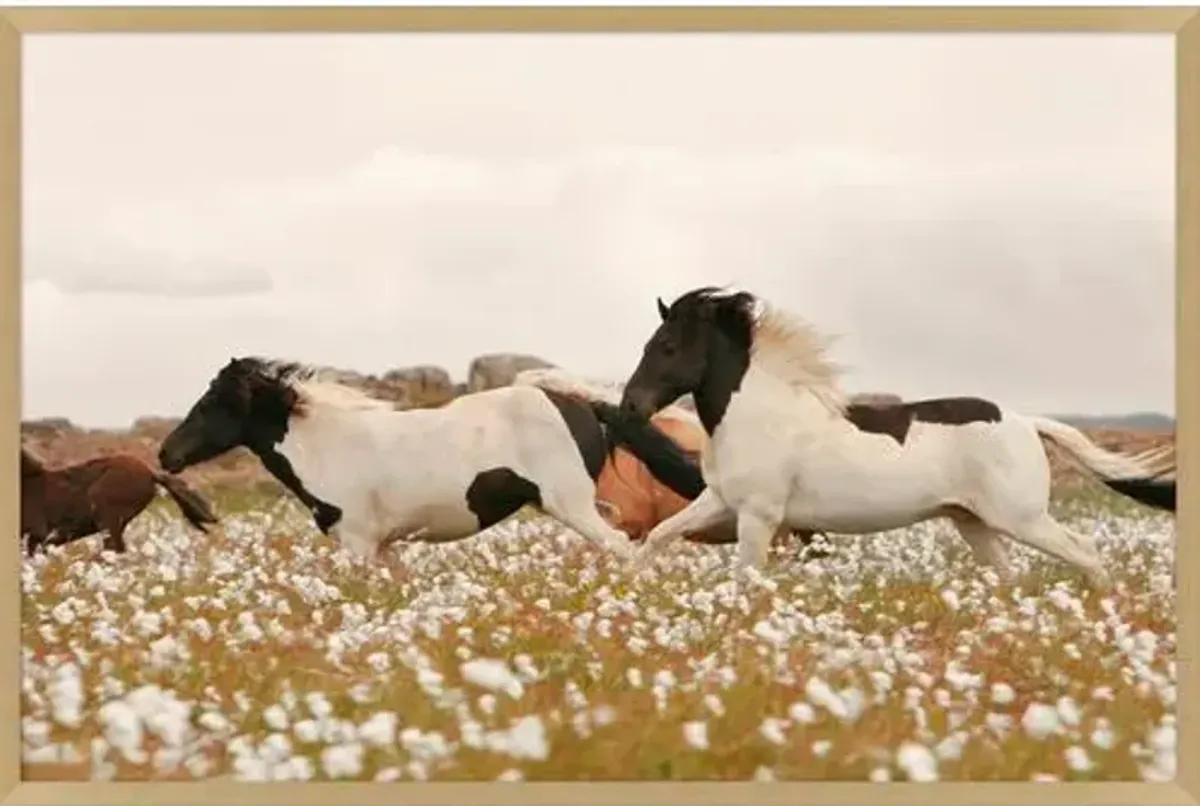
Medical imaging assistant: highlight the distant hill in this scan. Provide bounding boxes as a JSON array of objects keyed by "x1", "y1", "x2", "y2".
[{"x1": 1048, "y1": 412, "x2": 1175, "y2": 432}]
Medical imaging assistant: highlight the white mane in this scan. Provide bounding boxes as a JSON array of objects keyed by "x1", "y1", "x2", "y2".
[
  {"x1": 260, "y1": 360, "x2": 395, "y2": 415},
  {"x1": 747, "y1": 300, "x2": 848, "y2": 414}
]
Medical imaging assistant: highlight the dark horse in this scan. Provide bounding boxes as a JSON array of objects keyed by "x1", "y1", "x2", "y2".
[{"x1": 20, "y1": 445, "x2": 220, "y2": 555}]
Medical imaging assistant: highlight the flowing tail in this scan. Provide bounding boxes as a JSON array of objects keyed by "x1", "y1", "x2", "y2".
[
  {"x1": 515, "y1": 367, "x2": 706, "y2": 500},
  {"x1": 153, "y1": 472, "x2": 221, "y2": 531},
  {"x1": 1095, "y1": 443, "x2": 1177, "y2": 513},
  {"x1": 1028, "y1": 415, "x2": 1175, "y2": 499}
]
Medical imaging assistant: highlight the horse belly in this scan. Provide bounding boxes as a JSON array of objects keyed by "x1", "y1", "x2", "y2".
[
  {"x1": 401, "y1": 501, "x2": 483, "y2": 541},
  {"x1": 371, "y1": 485, "x2": 482, "y2": 543},
  {"x1": 782, "y1": 455, "x2": 950, "y2": 534}
]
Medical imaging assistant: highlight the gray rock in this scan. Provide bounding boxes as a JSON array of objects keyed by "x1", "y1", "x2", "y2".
[
  {"x1": 848, "y1": 392, "x2": 903, "y2": 407},
  {"x1": 467, "y1": 353, "x2": 556, "y2": 393}
]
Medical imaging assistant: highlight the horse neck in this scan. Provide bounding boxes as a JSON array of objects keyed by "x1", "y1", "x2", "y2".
[
  {"x1": 692, "y1": 331, "x2": 752, "y2": 435},
  {"x1": 282, "y1": 404, "x2": 377, "y2": 460},
  {"x1": 738, "y1": 365, "x2": 843, "y2": 427}
]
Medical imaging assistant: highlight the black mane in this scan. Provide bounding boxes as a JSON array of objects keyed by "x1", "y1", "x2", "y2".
[
  {"x1": 666, "y1": 286, "x2": 758, "y2": 349},
  {"x1": 215, "y1": 357, "x2": 313, "y2": 391}
]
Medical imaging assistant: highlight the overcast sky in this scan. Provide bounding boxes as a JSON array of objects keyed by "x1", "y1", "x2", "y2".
[{"x1": 23, "y1": 32, "x2": 1174, "y2": 428}]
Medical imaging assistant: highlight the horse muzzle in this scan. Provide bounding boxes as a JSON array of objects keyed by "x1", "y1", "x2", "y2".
[
  {"x1": 620, "y1": 388, "x2": 660, "y2": 419},
  {"x1": 158, "y1": 445, "x2": 185, "y2": 474}
]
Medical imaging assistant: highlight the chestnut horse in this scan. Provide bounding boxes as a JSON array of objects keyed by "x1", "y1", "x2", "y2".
[
  {"x1": 20, "y1": 445, "x2": 220, "y2": 555},
  {"x1": 514, "y1": 368, "x2": 823, "y2": 553}
]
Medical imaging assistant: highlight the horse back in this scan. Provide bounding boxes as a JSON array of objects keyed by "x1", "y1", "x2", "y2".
[{"x1": 34, "y1": 454, "x2": 157, "y2": 514}]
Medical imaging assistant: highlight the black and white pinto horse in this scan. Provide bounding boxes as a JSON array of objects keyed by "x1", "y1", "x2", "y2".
[
  {"x1": 158, "y1": 357, "x2": 706, "y2": 563},
  {"x1": 618, "y1": 287, "x2": 1170, "y2": 590}
]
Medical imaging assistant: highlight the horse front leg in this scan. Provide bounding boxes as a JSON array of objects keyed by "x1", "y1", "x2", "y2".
[
  {"x1": 99, "y1": 518, "x2": 129, "y2": 554},
  {"x1": 634, "y1": 487, "x2": 730, "y2": 569},
  {"x1": 736, "y1": 506, "x2": 787, "y2": 574}
]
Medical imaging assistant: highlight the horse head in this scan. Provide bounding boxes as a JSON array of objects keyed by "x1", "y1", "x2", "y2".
[
  {"x1": 621, "y1": 287, "x2": 756, "y2": 425},
  {"x1": 159, "y1": 357, "x2": 299, "y2": 473}
]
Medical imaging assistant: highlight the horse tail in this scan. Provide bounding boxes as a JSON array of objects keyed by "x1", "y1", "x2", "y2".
[
  {"x1": 1092, "y1": 443, "x2": 1177, "y2": 512},
  {"x1": 589, "y1": 401, "x2": 706, "y2": 501},
  {"x1": 1098, "y1": 477, "x2": 1176, "y2": 513},
  {"x1": 1027, "y1": 415, "x2": 1169, "y2": 482},
  {"x1": 153, "y1": 472, "x2": 221, "y2": 531}
]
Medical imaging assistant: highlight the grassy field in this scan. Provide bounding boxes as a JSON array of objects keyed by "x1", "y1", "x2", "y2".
[{"x1": 20, "y1": 483, "x2": 1176, "y2": 783}]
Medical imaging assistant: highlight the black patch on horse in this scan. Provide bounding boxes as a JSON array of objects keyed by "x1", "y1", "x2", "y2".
[
  {"x1": 538, "y1": 388, "x2": 608, "y2": 481},
  {"x1": 909, "y1": 397, "x2": 1002, "y2": 427},
  {"x1": 845, "y1": 403, "x2": 915, "y2": 445},
  {"x1": 846, "y1": 396, "x2": 1003, "y2": 446},
  {"x1": 466, "y1": 467, "x2": 543, "y2": 530}
]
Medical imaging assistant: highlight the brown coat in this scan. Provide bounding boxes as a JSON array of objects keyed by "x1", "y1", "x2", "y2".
[
  {"x1": 20, "y1": 447, "x2": 218, "y2": 554},
  {"x1": 595, "y1": 413, "x2": 816, "y2": 549}
]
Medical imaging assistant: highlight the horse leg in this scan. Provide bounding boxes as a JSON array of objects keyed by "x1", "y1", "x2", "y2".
[
  {"x1": 635, "y1": 487, "x2": 730, "y2": 568},
  {"x1": 948, "y1": 512, "x2": 1016, "y2": 583},
  {"x1": 100, "y1": 518, "x2": 129, "y2": 555},
  {"x1": 987, "y1": 511, "x2": 1111, "y2": 592},
  {"x1": 332, "y1": 525, "x2": 380, "y2": 562},
  {"x1": 674, "y1": 507, "x2": 737, "y2": 545},
  {"x1": 540, "y1": 486, "x2": 637, "y2": 562},
  {"x1": 735, "y1": 506, "x2": 785, "y2": 573}
]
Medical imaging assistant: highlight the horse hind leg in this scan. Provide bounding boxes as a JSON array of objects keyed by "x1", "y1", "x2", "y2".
[
  {"x1": 99, "y1": 518, "x2": 129, "y2": 554},
  {"x1": 948, "y1": 511, "x2": 1016, "y2": 583},
  {"x1": 988, "y1": 511, "x2": 1111, "y2": 592},
  {"x1": 465, "y1": 465, "x2": 633, "y2": 561}
]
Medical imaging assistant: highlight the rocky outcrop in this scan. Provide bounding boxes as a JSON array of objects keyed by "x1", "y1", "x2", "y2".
[
  {"x1": 302, "y1": 363, "x2": 456, "y2": 410},
  {"x1": 378, "y1": 365, "x2": 456, "y2": 409},
  {"x1": 130, "y1": 416, "x2": 183, "y2": 441},
  {"x1": 467, "y1": 353, "x2": 556, "y2": 393},
  {"x1": 848, "y1": 392, "x2": 904, "y2": 407},
  {"x1": 21, "y1": 417, "x2": 78, "y2": 438}
]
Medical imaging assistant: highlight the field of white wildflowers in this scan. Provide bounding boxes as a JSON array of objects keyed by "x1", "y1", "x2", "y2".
[{"x1": 20, "y1": 487, "x2": 1177, "y2": 783}]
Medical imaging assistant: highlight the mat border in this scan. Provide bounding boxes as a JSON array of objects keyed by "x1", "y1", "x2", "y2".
[{"x1": 0, "y1": 6, "x2": 1196, "y2": 806}]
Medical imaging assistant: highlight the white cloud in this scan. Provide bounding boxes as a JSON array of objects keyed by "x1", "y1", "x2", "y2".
[
  {"x1": 23, "y1": 143, "x2": 1174, "y2": 427},
  {"x1": 20, "y1": 32, "x2": 1174, "y2": 427}
]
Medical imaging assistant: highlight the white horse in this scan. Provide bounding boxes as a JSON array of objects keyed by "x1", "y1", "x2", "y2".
[
  {"x1": 618, "y1": 287, "x2": 1168, "y2": 590},
  {"x1": 158, "y1": 357, "x2": 702, "y2": 563}
]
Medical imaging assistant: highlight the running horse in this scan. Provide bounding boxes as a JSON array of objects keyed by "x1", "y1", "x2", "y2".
[
  {"x1": 157, "y1": 357, "x2": 710, "y2": 563},
  {"x1": 514, "y1": 368, "x2": 826, "y2": 554},
  {"x1": 618, "y1": 287, "x2": 1169, "y2": 590},
  {"x1": 20, "y1": 444, "x2": 220, "y2": 555}
]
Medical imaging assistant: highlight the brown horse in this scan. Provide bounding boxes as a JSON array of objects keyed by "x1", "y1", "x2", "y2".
[
  {"x1": 514, "y1": 367, "x2": 825, "y2": 555},
  {"x1": 595, "y1": 410, "x2": 823, "y2": 553},
  {"x1": 20, "y1": 445, "x2": 220, "y2": 555}
]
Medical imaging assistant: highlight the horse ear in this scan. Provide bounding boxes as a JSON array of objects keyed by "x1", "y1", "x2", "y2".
[{"x1": 656, "y1": 297, "x2": 669, "y2": 321}]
